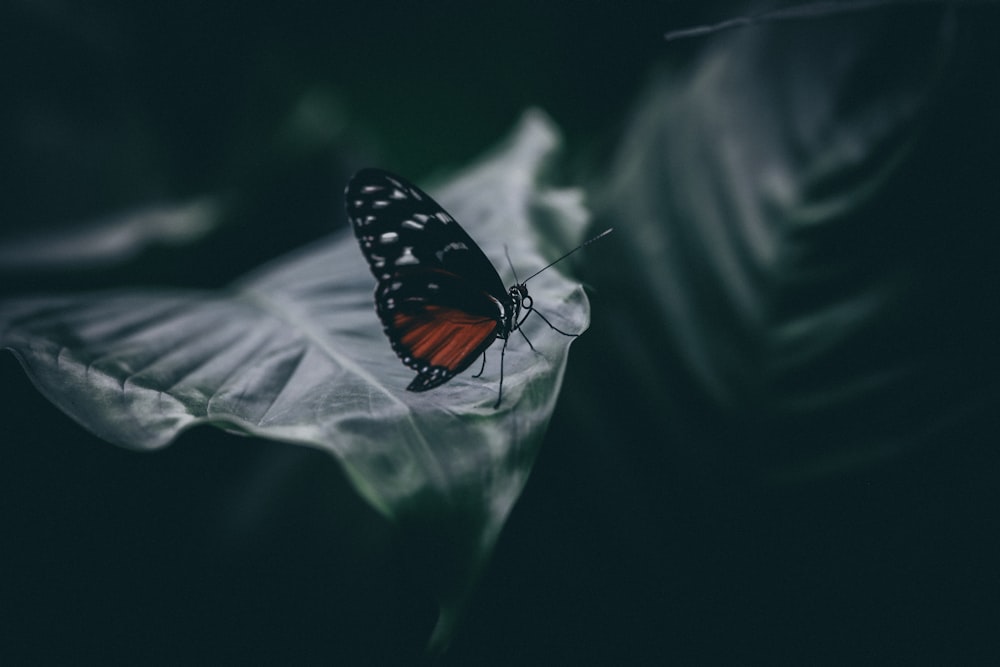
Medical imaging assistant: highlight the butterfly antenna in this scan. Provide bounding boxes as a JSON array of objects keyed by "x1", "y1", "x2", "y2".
[
  {"x1": 523, "y1": 228, "x2": 613, "y2": 284},
  {"x1": 504, "y1": 244, "x2": 521, "y2": 284}
]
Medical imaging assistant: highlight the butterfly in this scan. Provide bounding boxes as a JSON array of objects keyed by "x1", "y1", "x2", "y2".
[{"x1": 344, "y1": 168, "x2": 610, "y2": 407}]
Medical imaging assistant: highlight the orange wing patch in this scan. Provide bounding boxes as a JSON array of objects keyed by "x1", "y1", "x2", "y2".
[{"x1": 393, "y1": 306, "x2": 498, "y2": 371}]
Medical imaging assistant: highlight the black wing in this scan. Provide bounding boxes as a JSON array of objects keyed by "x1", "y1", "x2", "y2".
[{"x1": 344, "y1": 168, "x2": 507, "y2": 299}]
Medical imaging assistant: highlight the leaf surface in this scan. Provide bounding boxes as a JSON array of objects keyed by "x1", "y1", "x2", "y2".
[{"x1": 0, "y1": 110, "x2": 591, "y2": 649}]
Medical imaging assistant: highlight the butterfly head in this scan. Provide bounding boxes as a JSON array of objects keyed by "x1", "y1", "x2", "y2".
[
  {"x1": 509, "y1": 284, "x2": 531, "y2": 312},
  {"x1": 497, "y1": 283, "x2": 532, "y2": 338}
]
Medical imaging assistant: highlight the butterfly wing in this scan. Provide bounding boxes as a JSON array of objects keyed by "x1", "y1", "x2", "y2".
[
  {"x1": 345, "y1": 168, "x2": 507, "y2": 297},
  {"x1": 345, "y1": 169, "x2": 511, "y2": 391},
  {"x1": 378, "y1": 268, "x2": 504, "y2": 391}
]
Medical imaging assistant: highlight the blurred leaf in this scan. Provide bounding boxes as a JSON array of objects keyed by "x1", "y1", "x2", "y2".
[
  {"x1": 0, "y1": 197, "x2": 224, "y2": 272},
  {"x1": 584, "y1": 7, "x2": 975, "y2": 479},
  {"x1": 0, "y1": 109, "x2": 591, "y2": 650}
]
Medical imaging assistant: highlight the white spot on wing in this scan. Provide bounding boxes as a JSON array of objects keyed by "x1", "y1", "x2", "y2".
[
  {"x1": 436, "y1": 241, "x2": 468, "y2": 261},
  {"x1": 361, "y1": 185, "x2": 383, "y2": 193},
  {"x1": 395, "y1": 247, "x2": 419, "y2": 266},
  {"x1": 372, "y1": 200, "x2": 390, "y2": 209},
  {"x1": 435, "y1": 212, "x2": 453, "y2": 223},
  {"x1": 379, "y1": 231, "x2": 399, "y2": 244},
  {"x1": 402, "y1": 219, "x2": 424, "y2": 230},
  {"x1": 390, "y1": 189, "x2": 407, "y2": 200}
]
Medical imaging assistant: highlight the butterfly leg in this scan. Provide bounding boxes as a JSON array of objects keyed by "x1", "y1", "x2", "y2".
[
  {"x1": 514, "y1": 309, "x2": 540, "y2": 352},
  {"x1": 472, "y1": 351, "x2": 487, "y2": 378},
  {"x1": 517, "y1": 326, "x2": 537, "y2": 352},
  {"x1": 493, "y1": 336, "x2": 509, "y2": 409},
  {"x1": 530, "y1": 307, "x2": 580, "y2": 337}
]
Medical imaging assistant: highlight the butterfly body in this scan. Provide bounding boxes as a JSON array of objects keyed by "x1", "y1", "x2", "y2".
[{"x1": 345, "y1": 168, "x2": 528, "y2": 394}]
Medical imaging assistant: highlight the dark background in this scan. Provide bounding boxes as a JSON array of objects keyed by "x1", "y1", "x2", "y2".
[{"x1": 3, "y1": 1, "x2": 1000, "y2": 664}]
